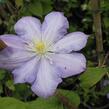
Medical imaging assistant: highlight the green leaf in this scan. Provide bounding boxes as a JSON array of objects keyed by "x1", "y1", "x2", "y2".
[
  {"x1": 58, "y1": 89, "x2": 80, "y2": 107},
  {"x1": 103, "y1": 17, "x2": 109, "y2": 28},
  {"x1": 41, "y1": 0, "x2": 52, "y2": 15},
  {"x1": 28, "y1": 1, "x2": 43, "y2": 17},
  {"x1": 0, "y1": 69, "x2": 6, "y2": 80},
  {"x1": 42, "y1": 3, "x2": 52, "y2": 15},
  {"x1": 14, "y1": 84, "x2": 31, "y2": 100},
  {"x1": 79, "y1": 67, "x2": 107, "y2": 89},
  {"x1": 6, "y1": 80, "x2": 15, "y2": 91},
  {"x1": 0, "y1": 91, "x2": 80, "y2": 109},
  {"x1": 69, "y1": 25, "x2": 77, "y2": 32},
  {"x1": 0, "y1": 83, "x2": 3, "y2": 93},
  {"x1": 100, "y1": 85, "x2": 109, "y2": 95},
  {"x1": 27, "y1": 96, "x2": 63, "y2": 109},
  {"x1": 15, "y1": 0, "x2": 23, "y2": 7},
  {"x1": 0, "y1": 97, "x2": 26, "y2": 109}
]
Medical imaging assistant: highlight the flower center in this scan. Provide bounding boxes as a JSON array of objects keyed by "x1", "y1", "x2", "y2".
[{"x1": 36, "y1": 41, "x2": 46, "y2": 55}]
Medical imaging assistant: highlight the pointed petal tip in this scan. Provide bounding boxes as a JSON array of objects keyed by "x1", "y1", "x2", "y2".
[
  {"x1": 30, "y1": 59, "x2": 62, "y2": 98},
  {"x1": 49, "y1": 53, "x2": 86, "y2": 78},
  {"x1": 52, "y1": 31, "x2": 88, "y2": 53},
  {"x1": 31, "y1": 85, "x2": 55, "y2": 98},
  {"x1": 14, "y1": 16, "x2": 41, "y2": 41},
  {"x1": 42, "y1": 11, "x2": 69, "y2": 45}
]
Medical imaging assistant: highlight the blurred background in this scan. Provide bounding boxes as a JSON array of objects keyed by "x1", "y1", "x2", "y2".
[{"x1": 0, "y1": 0, "x2": 109, "y2": 109}]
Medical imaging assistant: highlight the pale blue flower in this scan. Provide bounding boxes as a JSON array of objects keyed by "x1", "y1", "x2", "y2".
[{"x1": 0, "y1": 12, "x2": 88, "y2": 98}]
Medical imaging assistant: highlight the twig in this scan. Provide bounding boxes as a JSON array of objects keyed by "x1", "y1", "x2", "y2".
[{"x1": 90, "y1": 0, "x2": 104, "y2": 66}]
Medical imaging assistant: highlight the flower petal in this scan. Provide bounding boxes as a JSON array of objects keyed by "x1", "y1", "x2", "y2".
[
  {"x1": 14, "y1": 16, "x2": 41, "y2": 41},
  {"x1": 31, "y1": 58, "x2": 62, "y2": 98},
  {"x1": 49, "y1": 53, "x2": 86, "y2": 78},
  {"x1": 42, "y1": 12, "x2": 69, "y2": 45},
  {"x1": 51, "y1": 32, "x2": 88, "y2": 53},
  {"x1": 12, "y1": 57, "x2": 40, "y2": 84},
  {"x1": 0, "y1": 35, "x2": 28, "y2": 50},
  {"x1": 0, "y1": 48, "x2": 36, "y2": 70}
]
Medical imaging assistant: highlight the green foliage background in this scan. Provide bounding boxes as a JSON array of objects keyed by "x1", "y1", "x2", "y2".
[{"x1": 0, "y1": 0, "x2": 109, "y2": 109}]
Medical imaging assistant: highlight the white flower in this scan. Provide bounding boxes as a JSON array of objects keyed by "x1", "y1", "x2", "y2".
[{"x1": 0, "y1": 12, "x2": 88, "y2": 98}]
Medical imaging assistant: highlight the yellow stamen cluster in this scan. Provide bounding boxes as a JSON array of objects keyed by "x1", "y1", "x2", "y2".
[{"x1": 36, "y1": 41, "x2": 46, "y2": 55}]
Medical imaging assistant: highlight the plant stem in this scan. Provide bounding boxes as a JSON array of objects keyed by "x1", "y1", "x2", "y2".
[{"x1": 90, "y1": 0, "x2": 104, "y2": 66}]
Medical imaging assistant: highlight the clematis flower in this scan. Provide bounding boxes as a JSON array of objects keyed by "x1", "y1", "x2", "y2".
[{"x1": 0, "y1": 12, "x2": 88, "y2": 98}]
